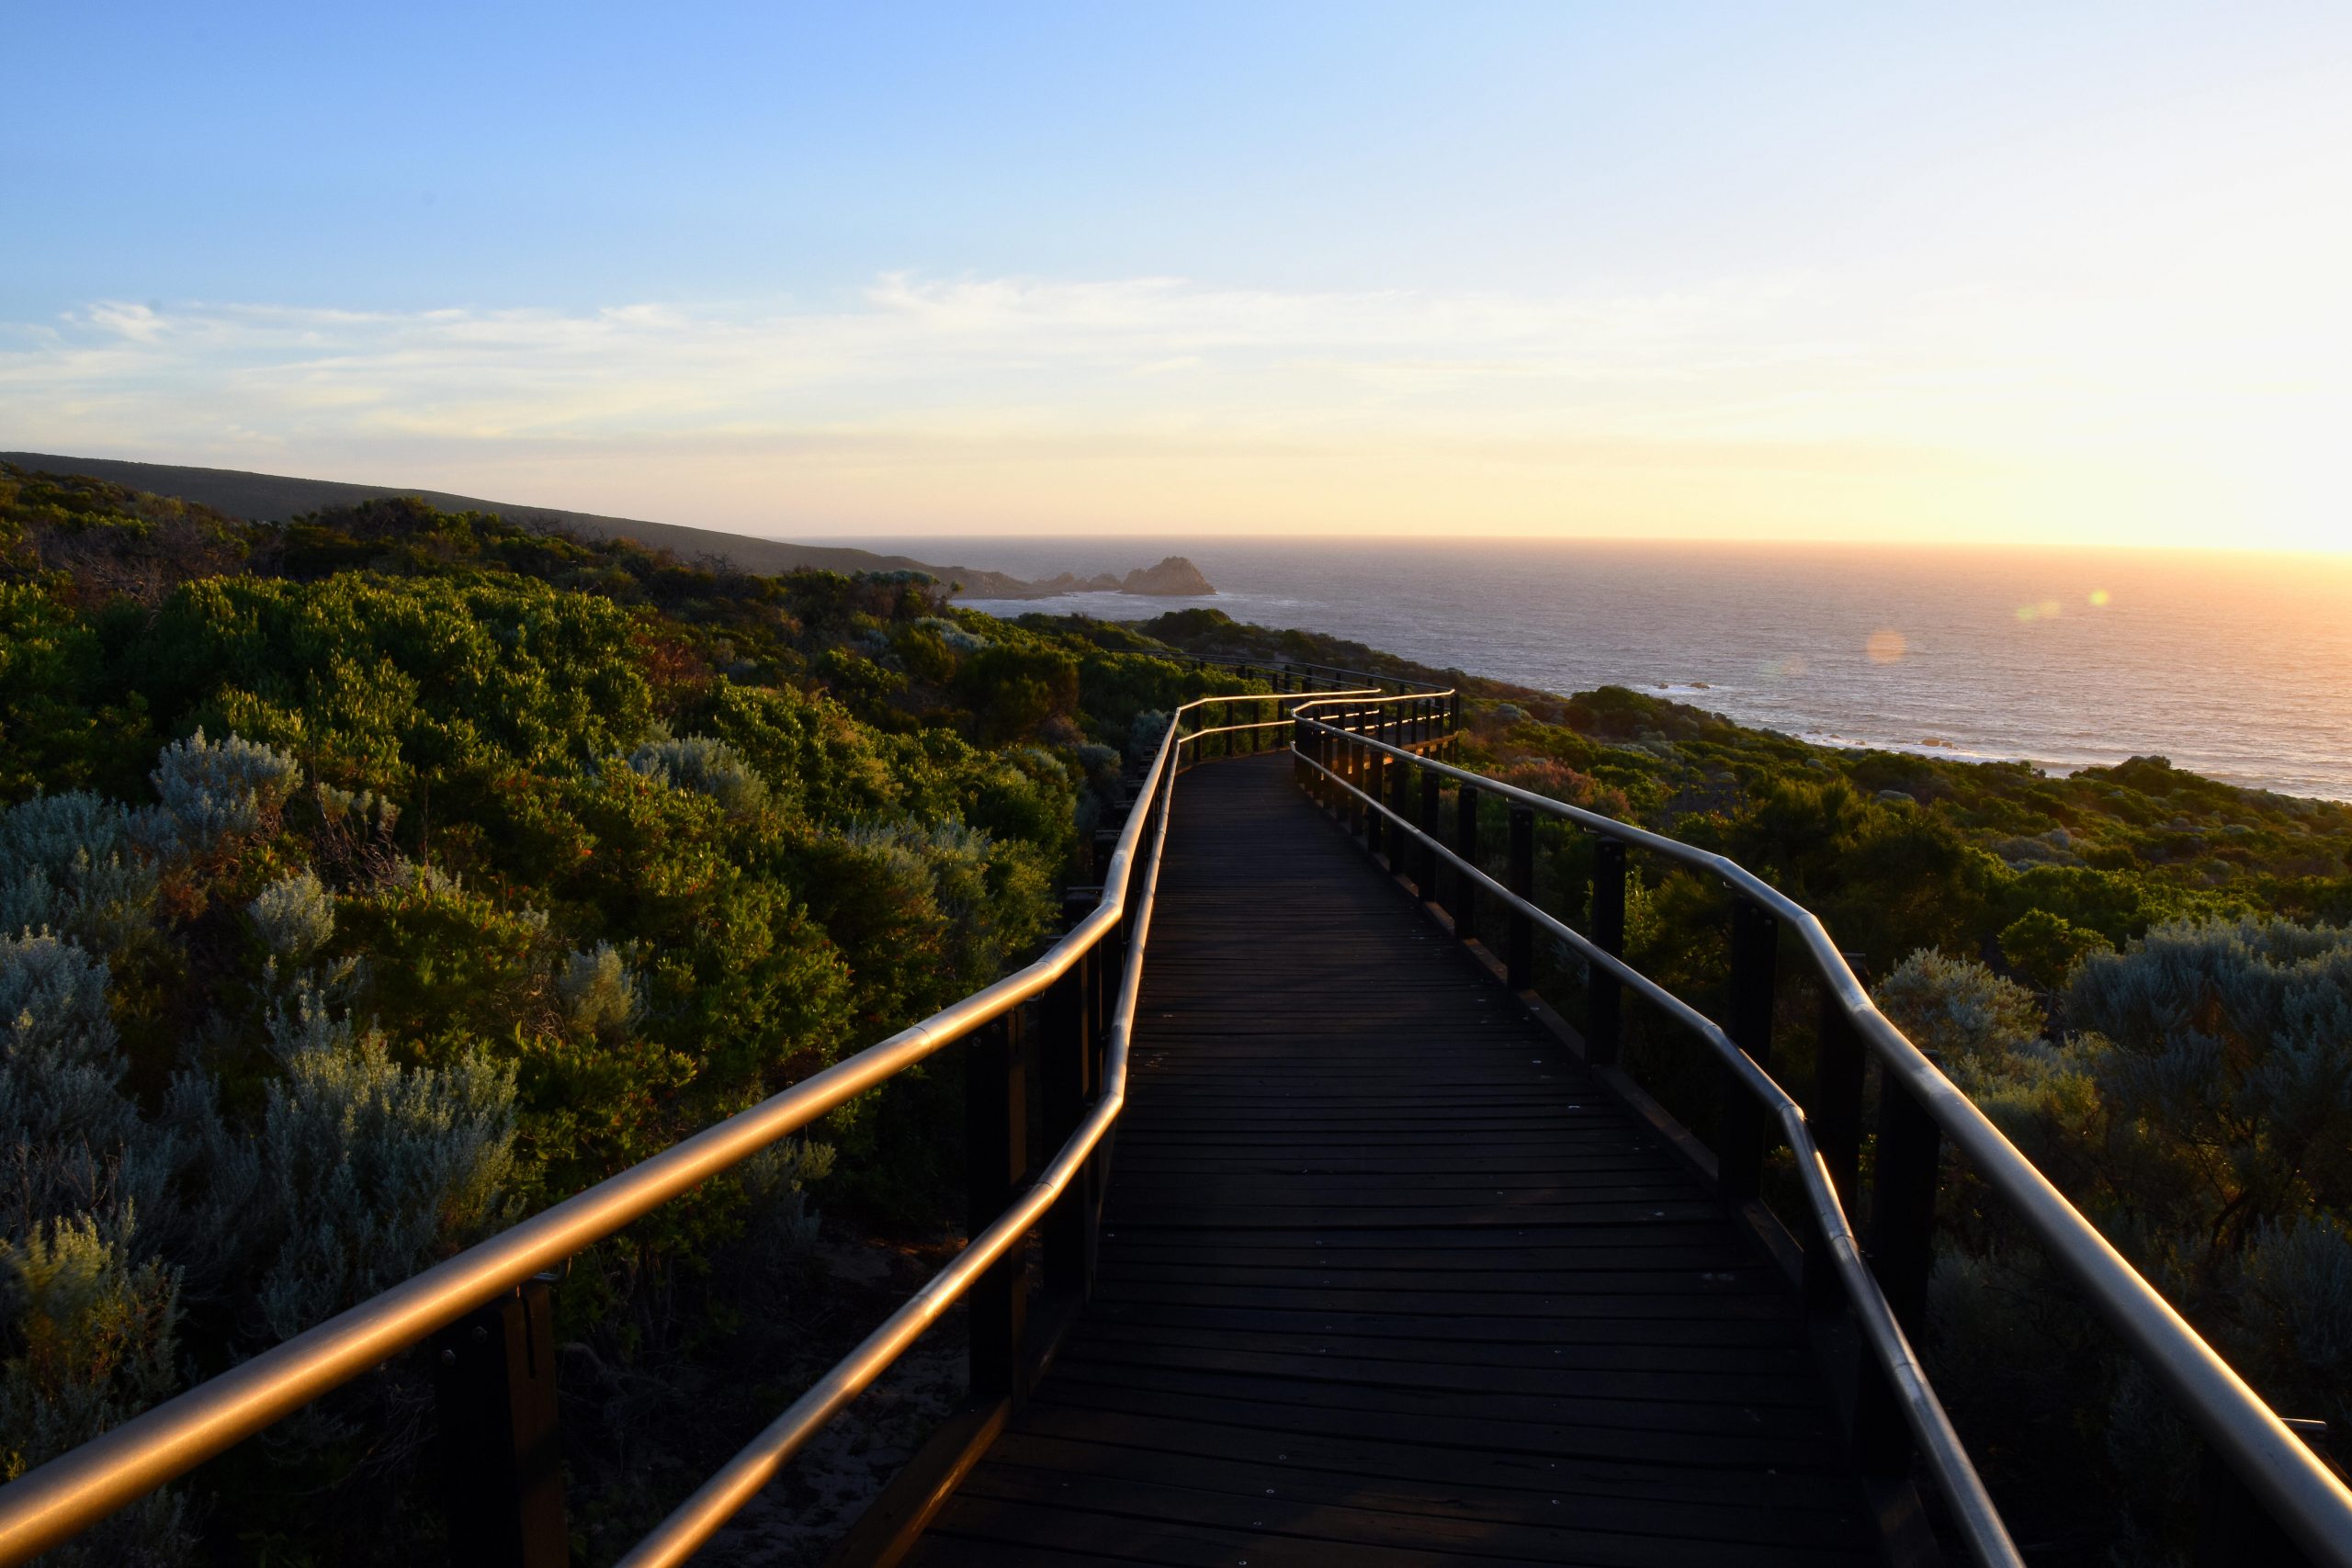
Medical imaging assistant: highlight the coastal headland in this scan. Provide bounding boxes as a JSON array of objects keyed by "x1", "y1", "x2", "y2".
[{"x1": 0, "y1": 452, "x2": 1212, "y2": 602}]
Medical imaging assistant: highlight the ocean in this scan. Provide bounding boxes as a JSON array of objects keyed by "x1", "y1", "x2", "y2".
[{"x1": 862, "y1": 537, "x2": 2352, "y2": 803}]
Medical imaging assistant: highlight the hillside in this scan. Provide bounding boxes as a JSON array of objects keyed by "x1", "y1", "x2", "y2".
[
  {"x1": 0, "y1": 451, "x2": 1212, "y2": 600},
  {"x1": 7, "y1": 463, "x2": 2348, "y2": 1562}
]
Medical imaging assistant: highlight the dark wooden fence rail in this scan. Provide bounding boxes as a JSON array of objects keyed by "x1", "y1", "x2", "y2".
[{"x1": 1292, "y1": 698, "x2": 2352, "y2": 1568}]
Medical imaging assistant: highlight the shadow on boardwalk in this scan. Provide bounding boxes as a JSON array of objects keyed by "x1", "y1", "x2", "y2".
[{"x1": 906, "y1": 753, "x2": 1881, "y2": 1566}]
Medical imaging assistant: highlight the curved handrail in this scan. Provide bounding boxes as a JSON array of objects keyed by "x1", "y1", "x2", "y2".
[
  {"x1": 617, "y1": 703, "x2": 1189, "y2": 1565},
  {"x1": 0, "y1": 688, "x2": 1330, "y2": 1566},
  {"x1": 1293, "y1": 701, "x2": 2352, "y2": 1568},
  {"x1": 1294, "y1": 722, "x2": 2014, "y2": 1563}
]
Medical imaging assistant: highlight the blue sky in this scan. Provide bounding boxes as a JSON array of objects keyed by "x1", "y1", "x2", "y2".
[{"x1": 5, "y1": 4, "x2": 2347, "y2": 546}]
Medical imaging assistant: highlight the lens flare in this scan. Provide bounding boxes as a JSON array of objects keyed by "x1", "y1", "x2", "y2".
[
  {"x1": 1865, "y1": 628, "x2": 1907, "y2": 664},
  {"x1": 2088, "y1": 589, "x2": 2111, "y2": 607}
]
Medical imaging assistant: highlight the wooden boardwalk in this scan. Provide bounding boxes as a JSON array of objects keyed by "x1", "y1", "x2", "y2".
[{"x1": 904, "y1": 754, "x2": 1882, "y2": 1567}]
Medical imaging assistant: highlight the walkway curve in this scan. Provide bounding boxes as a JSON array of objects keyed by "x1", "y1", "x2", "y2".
[{"x1": 903, "y1": 753, "x2": 1880, "y2": 1567}]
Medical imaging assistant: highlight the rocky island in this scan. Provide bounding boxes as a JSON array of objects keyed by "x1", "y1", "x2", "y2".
[{"x1": 978, "y1": 555, "x2": 1216, "y2": 599}]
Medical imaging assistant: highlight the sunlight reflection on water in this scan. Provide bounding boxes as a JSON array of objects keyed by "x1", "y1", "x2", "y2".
[{"x1": 915, "y1": 538, "x2": 2352, "y2": 800}]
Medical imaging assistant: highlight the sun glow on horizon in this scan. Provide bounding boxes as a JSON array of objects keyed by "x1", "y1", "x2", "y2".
[{"x1": 3, "y1": 7, "x2": 2346, "y2": 553}]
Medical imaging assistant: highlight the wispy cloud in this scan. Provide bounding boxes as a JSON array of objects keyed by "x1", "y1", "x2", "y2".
[
  {"x1": 0, "y1": 271, "x2": 2336, "y2": 546},
  {"x1": 0, "y1": 274, "x2": 1858, "y2": 449}
]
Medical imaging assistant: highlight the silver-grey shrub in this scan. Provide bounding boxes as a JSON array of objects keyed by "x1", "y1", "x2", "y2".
[
  {"x1": 138, "y1": 729, "x2": 302, "y2": 858},
  {"x1": 913, "y1": 615, "x2": 989, "y2": 653},
  {"x1": 0, "y1": 934, "x2": 159, "y2": 1241},
  {"x1": 1873, "y1": 947, "x2": 2108, "y2": 1190},
  {"x1": 247, "y1": 869, "x2": 336, "y2": 958},
  {"x1": 0, "y1": 793, "x2": 160, "y2": 953},
  {"x1": 2064, "y1": 919, "x2": 2352, "y2": 1396},
  {"x1": 2067, "y1": 918, "x2": 2352, "y2": 1174},
  {"x1": 1886, "y1": 922, "x2": 2352, "y2": 1545},
  {"x1": 626, "y1": 734, "x2": 770, "y2": 816},
  {"x1": 1872, "y1": 948, "x2": 2043, "y2": 1074},
  {"x1": 252, "y1": 992, "x2": 519, "y2": 1342}
]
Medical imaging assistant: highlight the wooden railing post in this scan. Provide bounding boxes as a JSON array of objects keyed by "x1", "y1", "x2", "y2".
[
  {"x1": 1042, "y1": 893, "x2": 1100, "y2": 1301},
  {"x1": 1855, "y1": 1063, "x2": 1943, "y2": 1474},
  {"x1": 1354, "y1": 728, "x2": 1374, "y2": 851},
  {"x1": 1387, "y1": 740, "x2": 1412, "y2": 874},
  {"x1": 1348, "y1": 735, "x2": 1368, "y2": 843},
  {"x1": 1417, "y1": 764, "x2": 1441, "y2": 898},
  {"x1": 1588, "y1": 839, "x2": 1625, "y2": 1066},
  {"x1": 1094, "y1": 885, "x2": 1122, "y2": 1048},
  {"x1": 1506, "y1": 805, "x2": 1535, "y2": 989},
  {"x1": 431, "y1": 1280, "x2": 567, "y2": 1568},
  {"x1": 1806, "y1": 989, "x2": 1866, "y2": 1312},
  {"x1": 1365, "y1": 742, "x2": 1387, "y2": 859},
  {"x1": 1719, "y1": 898, "x2": 1779, "y2": 1205},
  {"x1": 1332, "y1": 720, "x2": 1345, "y2": 810},
  {"x1": 1345, "y1": 728, "x2": 1363, "y2": 831},
  {"x1": 1453, "y1": 784, "x2": 1479, "y2": 944},
  {"x1": 965, "y1": 1011, "x2": 1027, "y2": 1403},
  {"x1": 1806, "y1": 991, "x2": 1862, "y2": 1316},
  {"x1": 1870, "y1": 1066, "x2": 1941, "y2": 1337},
  {"x1": 1326, "y1": 720, "x2": 1342, "y2": 816}
]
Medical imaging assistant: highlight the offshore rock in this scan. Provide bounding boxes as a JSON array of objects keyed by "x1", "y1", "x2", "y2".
[
  {"x1": 1004, "y1": 556, "x2": 1216, "y2": 598},
  {"x1": 1119, "y1": 556, "x2": 1215, "y2": 595}
]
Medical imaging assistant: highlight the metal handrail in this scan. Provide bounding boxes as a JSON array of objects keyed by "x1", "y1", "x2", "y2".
[
  {"x1": 617, "y1": 699, "x2": 1193, "y2": 1565},
  {"x1": 1294, "y1": 714, "x2": 2015, "y2": 1564},
  {"x1": 0, "y1": 688, "x2": 1347, "y2": 1566},
  {"x1": 1293, "y1": 701, "x2": 2352, "y2": 1568},
  {"x1": 608, "y1": 692, "x2": 1383, "y2": 1562}
]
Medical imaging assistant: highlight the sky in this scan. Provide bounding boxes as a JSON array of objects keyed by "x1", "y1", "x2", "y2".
[{"x1": 4, "y1": 3, "x2": 2347, "y2": 549}]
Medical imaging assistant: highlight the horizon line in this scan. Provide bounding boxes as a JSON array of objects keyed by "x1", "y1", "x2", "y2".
[{"x1": 9, "y1": 447, "x2": 2346, "y2": 563}]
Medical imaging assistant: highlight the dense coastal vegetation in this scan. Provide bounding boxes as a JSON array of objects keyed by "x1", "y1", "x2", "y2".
[
  {"x1": 0, "y1": 462, "x2": 1256, "y2": 1562},
  {"x1": 5, "y1": 461, "x2": 2347, "y2": 1562},
  {"x1": 1122, "y1": 606, "x2": 2352, "y2": 1559}
]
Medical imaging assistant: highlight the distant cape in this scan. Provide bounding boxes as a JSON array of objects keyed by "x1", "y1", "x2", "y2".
[{"x1": 0, "y1": 452, "x2": 1213, "y2": 601}]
